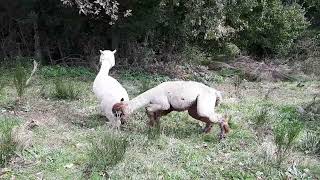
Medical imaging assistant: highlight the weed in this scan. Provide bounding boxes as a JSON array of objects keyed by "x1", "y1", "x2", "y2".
[
  {"x1": 86, "y1": 130, "x2": 128, "y2": 176},
  {"x1": 253, "y1": 105, "x2": 270, "y2": 127},
  {"x1": 53, "y1": 80, "x2": 80, "y2": 100},
  {"x1": 0, "y1": 117, "x2": 19, "y2": 167},
  {"x1": 13, "y1": 62, "x2": 27, "y2": 99},
  {"x1": 299, "y1": 130, "x2": 320, "y2": 155}
]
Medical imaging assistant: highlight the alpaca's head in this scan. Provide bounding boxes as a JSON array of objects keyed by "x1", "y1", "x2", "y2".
[
  {"x1": 112, "y1": 98, "x2": 129, "y2": 124},
  {"x1": 99, "y1": 49, "x2": 116, "y2": 67}
]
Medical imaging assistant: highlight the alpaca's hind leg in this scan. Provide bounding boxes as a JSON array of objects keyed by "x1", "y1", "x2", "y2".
[
  {"x1": 188, "y1": 103, "x2": 213, "y2": 133},
  {"x1": 195, "y1": 94, "x2": 227, "y2": 138}
]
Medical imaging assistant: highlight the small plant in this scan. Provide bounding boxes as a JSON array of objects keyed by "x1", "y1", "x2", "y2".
[
  {"x1": 274, "y1": 115, "x2": 303, "y2": 166},
  {"x1": 86, "y1": 130, "x2": 128, "y2": 176},
  {"x1": 299, "y1": 130, "x2": 320, "y2": 155},
  {"x1": 252, "y1": 103, "x2": 273, "y2": 128},
  {"x1": 0, "y1": 117, "x2": 19, "y2": 167},
  {"x1": 13, "y1": 63, "x2": 27, "y2": 100},
  {"x1": 53, "y1": 80, "x2": 80, "y2": 100}
]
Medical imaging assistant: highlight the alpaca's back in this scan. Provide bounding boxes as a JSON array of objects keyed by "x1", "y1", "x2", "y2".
[{"x1": 93, "y1": 74, "x2": 129, "y2": 102}]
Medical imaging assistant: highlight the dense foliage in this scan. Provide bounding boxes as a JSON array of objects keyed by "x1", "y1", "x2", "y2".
[{"x1": 0, "y1": 0, "x2": 318, "y2": 65}]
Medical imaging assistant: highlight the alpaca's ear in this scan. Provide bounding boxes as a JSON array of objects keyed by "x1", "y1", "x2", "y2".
[
  {"x1": 99, "y1": 50, "x2": 103, "y2": 54},
  {"x1": 112, "y1": 49, "x2": 117, "y2": 54}
]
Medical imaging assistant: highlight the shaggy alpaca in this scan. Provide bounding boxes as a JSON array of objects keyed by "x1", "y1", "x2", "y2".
[
  {"x1": 112, "y1": 81, "x2": 229, "y2": 139},
  {"x1": 93, "y1": 49, "x2": 129, "y2": 128}
]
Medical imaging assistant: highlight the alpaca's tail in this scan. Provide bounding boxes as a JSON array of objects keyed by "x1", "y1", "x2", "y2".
[{"x1": 215, "y1": 90, "x2": 223, "y2": 107}]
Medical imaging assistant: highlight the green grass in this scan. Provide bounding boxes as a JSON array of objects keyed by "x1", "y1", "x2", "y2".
[
  {"x1": 0, "y1": 65, "x2": 319, "y2": 179},
  {"x1": 52, "y1": 80, "x2": 80, "y2": 100},
  {"x1": 0, "y1": 116, "x2": 19, "y2": 167},
  {"x1": 86, "y1": 129, "x2": 128, "y2": 178},
  {"x1": 41, "y1": 65, "x2": 95, "y2": 79}
]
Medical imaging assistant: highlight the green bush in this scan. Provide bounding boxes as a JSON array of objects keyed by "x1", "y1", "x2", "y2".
[
  {"x1": 238, "y1": 1, "x2": 309, "y2": 55},
  {"x1": 0, "y1": 117, "x2": 19, "y2": 167},
  {"x1": 224, "y1": 43, "x2": 241, "y2": 58},
  {"x1": 182, "y1": 0, "x2": 308, "y2": 56},
  {"x1": 53, "y1": 80, "x2": 80, "y2": 100},
  {"x1": 87, "y1": 131, "x2": 128, "y2": 174}
]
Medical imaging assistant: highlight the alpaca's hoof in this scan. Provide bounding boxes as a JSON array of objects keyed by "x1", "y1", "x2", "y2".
[
  {"x1": 219, "y1": 133, "x2": 226, "y2": 140},
  {"x1": 202, "y1": 126, "x2": 212, "y2": 133}
]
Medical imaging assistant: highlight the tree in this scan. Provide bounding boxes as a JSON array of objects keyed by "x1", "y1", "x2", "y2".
[{"x1": 60, "y1": 0, "x2": 132, "y2": 25}]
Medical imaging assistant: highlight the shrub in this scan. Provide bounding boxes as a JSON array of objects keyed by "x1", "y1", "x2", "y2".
[
  {"x1": 224, "y1": 43, "x2": 241, "y2": 58},
  {"x1": 53, "y1": 80, "x2": 80, "y2": 100},
  {"x1": 238, "y1": 1, "x2": 309, "y2": 55},
  {"x1": 0, "y1": 117, "x2": 19, "y2": 167},
  {"x1": 87, "y1": 130, "x2": 128, "y2": 174}
]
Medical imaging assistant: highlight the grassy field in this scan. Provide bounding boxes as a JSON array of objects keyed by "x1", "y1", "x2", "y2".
[{"x1": 0, "y1": 65, "x2": 320, "y2": 179}]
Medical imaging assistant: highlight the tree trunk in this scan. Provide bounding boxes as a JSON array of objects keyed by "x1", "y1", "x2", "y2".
[
  {"x1": 111, "y1": 26, "x2": 120, "y2": 51},
  {"x1": 33, "y1": 16, "x2": 42, "y2": 62}
]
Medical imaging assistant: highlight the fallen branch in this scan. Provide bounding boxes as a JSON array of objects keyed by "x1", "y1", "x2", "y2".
[{"x1": 25, "y1": 60, "x2": 39, "y2": 86}]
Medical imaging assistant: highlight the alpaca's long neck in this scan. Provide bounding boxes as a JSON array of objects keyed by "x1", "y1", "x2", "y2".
[
  {"x1": 98, "y1": 62, "x2": 112, "y2": 75},
  {"x1": 127, "y1": 89, "x2": 155, "y2": 114}
]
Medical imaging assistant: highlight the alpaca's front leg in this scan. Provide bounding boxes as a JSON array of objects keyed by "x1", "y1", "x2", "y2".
[
  {"x1": 110, "y1": 118, "x2": 121, "y2": 130},
  {"x1": 146, "y1": 104, "x2": 165, "y2": 127},
  {"x1": 219, "y1": 116, "x2": 230, "y2": 140},
  {"x1": 219, "y1": 123, "x2": 226, "y2": 139},
  {"x1": 146, "y1": 110, "x2": 156, "y2": 127}
]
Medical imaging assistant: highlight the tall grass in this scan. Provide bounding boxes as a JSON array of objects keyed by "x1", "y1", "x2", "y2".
[
  {"x1": 53, "y1": 80, "x2": 80, "y2": 100},
  {"x1": 0, "y1": 117, "x2": 19, "y2": 167},
  {"x1": 299, "y1": 130, "x2": 320, "y2": 155},
  {"x1": 274, "y1": 107, "x2": 303, "y2": 166},
  {"x1": 86, "y1": 130, "x2": 128, "y2": 176},
  {"x1": 13, "y1": 63, "x2": 27, "y2": 99}
]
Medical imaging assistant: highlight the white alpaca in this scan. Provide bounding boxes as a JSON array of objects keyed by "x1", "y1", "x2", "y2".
[
  {"x1": 112, "y1": 81, "x2": 229, "y2": 138},
  {"x1": 93, "y1": 49, "x2": 129, "y2": 128}
]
